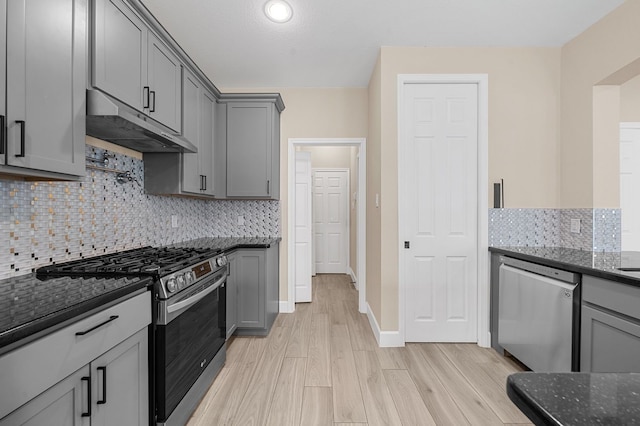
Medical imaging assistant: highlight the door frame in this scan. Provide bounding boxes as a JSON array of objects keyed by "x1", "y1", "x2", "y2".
[
  {"x1": 312, "y1": 167, "x2": 350, "y2": 275},
  {"x1": 397, "y1": 74, "x2": 489, "y2": 347},
  {"x1": 287, "y1": 138, "x2": 367, "y2": 314}
]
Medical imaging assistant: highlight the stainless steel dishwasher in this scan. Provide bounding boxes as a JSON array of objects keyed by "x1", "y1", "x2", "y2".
[{"x1": 498, "y1": 256, "x2": 580, "y2": 372}]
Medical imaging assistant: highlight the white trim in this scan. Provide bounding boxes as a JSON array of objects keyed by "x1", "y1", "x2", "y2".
[
  {"x1": 279, "y1": 300, "x2": 294, "y2": 313},
  {"x1": 312, "y1": 167, "x2": 350, "y2": 275},
  {"x1": 347, "y1": 266, "x2": 357, "y2": 288},
  {"x1": 366, "y1": 303, "x2": 404, "y2": 347},
  {"x1": 397, "y1": 74, "x2": 490, "y2": 347},
  {"x1": 288, "y1": 138, "x2": 367, "y2": 314}
]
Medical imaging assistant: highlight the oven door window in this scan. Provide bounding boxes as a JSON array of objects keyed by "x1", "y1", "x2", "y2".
[{"x1": 156, "y1": 283, "x2": 226, "y2": 421}]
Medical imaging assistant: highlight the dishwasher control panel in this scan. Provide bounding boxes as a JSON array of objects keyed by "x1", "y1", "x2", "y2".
[{"x1": 500, "y1": 256, "x2": 580, "y2": 284}]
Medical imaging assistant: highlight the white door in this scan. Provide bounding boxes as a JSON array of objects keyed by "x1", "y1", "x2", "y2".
[
  {"x1": 402, "y1": 83, "x2": 478, "y2": 342},
  {"x1": 620, "y1": 123, "x2": 640, "y2": 251},
  {"x1": 295, "y1": 151, "x2": 313, "y2": 302},
  {"x1": 314, "y1": 169, "x2": 349, "y2": 274}
]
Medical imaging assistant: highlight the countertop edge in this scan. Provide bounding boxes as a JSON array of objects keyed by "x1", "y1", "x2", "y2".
[
  {"x1": 0, "y1": 279, "x2": 151, "y2": 355},
  {"x1": 489, "y1": 247, "x2": 640, "y2": 288},
  {"x1": 506, "y1": 374, "x2": 561, "y2": 426}
]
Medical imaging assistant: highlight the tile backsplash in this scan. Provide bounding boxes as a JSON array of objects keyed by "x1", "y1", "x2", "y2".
[
  {"x1": 0, "y1": 146, "x2": 280, "y2": 279},
  {"x1": 489, "y1": 208, "x2": 621, "y2": 252}
]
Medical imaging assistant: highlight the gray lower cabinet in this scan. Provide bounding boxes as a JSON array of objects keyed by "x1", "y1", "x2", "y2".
[
  {"x1": 1, "y1": 329, "x2": 148, "y2": 426},
  {"x1": 0, "y1": 364, "x2": 90, "y2": 426},
  {"x1": 226, "y1": 252, "x2": 238, "y2": 339},
  {"x1": 581, "y1": 275, "x2": 640, "y2": 372},
  {"x1": 224, "y1": 101, "x2": 280, "y2": 199},
  {"x1": 144, "y1": 69, "x2": 216, "y2": 197},
  {"x1": 232, "y1": 245, "x2": 279, "y2": 336},
  {"x1": 93, "y1": 0, "x2": 181, "y2": 132},
  {"x1": 0, "y1": 0, "x2": 86, "y2": 177},
  {"x1": 0, "y1": 292, "x2": 150, "y2": 425}
]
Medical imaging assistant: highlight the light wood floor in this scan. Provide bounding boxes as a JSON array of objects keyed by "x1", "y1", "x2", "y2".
[{"x1": 187, "y1": 274, "x2": 531, "y2": 426}]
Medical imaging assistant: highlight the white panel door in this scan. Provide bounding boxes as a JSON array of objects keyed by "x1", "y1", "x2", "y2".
[
  {"x1": 314, "y1": 169, "x2": 348, "y2": 274},
  {"x1": 295, "y1": 152, "x2": 313, "y2": 302},
  {"x1": 402, "y1": 83, "x2": 478, "y2": 342},
  {"x1": 621, "y1": 124, "x2": 640, "y2": 251}
]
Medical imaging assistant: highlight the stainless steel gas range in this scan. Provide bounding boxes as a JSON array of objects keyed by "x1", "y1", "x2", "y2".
[{"x1": 37, "y1": 246, "x2": 228, "y2": 426}]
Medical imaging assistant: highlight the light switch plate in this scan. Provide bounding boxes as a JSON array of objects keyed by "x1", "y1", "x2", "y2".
[
  {"x1": 171, "y1": 215, "x2": 178, "y2": 228},
  {"x1": 237, "y1": 215, "x2": 245, "y2": 226},
  {"x1": 570, "y1": 219, "x2": 581, "y2": 234}
]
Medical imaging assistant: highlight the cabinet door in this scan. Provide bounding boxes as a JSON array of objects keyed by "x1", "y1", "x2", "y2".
[
  {"x1": 226, "y1": 253, "x2": 237, "y2": 339},
  {"x1": 181, "y1": 70, "x2": 202, "y2": 194},
  {"x1": 0, "y1": 365, "x2": 90, "y2": 426},
  {"x1": 236, "y1": 250, "x2": 266, "y2": 329},
  {"x1": 227, "y1": 103, "x2": 273, "y2": 198},
  {"x1": 200, "y1": 90, "x2": 216, "y2": 196},
  {"x1": 581, "y1": 304, "x2": 640, "y2": 372},
  {"x1": 5, "y1": 0, "x2": 86, "y2": 176},
  {"x1": 0, "y1": 0, "x2": 6, "y2": 167},
  {"x1": 147, "y1": 33, "x2": 181, "y2": 132},
  {"x1": 91, "y1": 328, "x2": 148, "y2": 426},
  {"x1": 93, "y1": 0, "x2": 147, "y2": 112}
]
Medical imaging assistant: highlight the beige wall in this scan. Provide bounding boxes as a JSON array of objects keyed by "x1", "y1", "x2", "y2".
[
  {"x1": 621, "y1": 74, "x2": 640, "y2": 122},
  {"x1": 367, "y1": 55, "x2": 383, "y2": 324},
  {"x1": 299, "y1": 146, "x2": 352, "y2": 169},
  {"x1": 222, "y1": 87, "x2": 369, "y2": 303},
  {"x1": 368, "y1": 46, "x2": 562, "y2": 331},
  {"x1": 560, "y1": 1, "x2": 640, "y2": 207}
]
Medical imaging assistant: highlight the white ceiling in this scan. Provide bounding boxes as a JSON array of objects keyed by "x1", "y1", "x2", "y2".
[{"x1": 141, "y1": 0, "x2": 625, "y2": 88}]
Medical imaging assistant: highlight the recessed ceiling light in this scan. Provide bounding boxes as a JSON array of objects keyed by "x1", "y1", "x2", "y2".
[{"x1": 264, "y1": 0, "x2": 293, "y2": 23}]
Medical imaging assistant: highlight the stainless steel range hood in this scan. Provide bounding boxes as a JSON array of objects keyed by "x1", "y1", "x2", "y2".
[{"x1": 86, "y1": 89, "x2": 197, "y2": 153}]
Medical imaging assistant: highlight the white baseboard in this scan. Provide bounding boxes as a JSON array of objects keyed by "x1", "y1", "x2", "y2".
[
  {"x1": 347, "y1": 267, "x2": 357, "y2": 289},
  {"x1": 366, "y1": 303, "x2": 404, "y2": 347},
  {"x1": 279, "y1": 300, "x2": 294, "y2": 313}
]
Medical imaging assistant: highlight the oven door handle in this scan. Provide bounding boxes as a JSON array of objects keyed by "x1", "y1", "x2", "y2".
[{"x1": 167, "y1": 274, "x2": 225, "y2": 314}]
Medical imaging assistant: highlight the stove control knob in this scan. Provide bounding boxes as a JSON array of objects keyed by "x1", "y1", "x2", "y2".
[
  {"x1": 177, "y1": 274, "x2": 186, "y2": 290},
  {"x1": 166, "y1": 278, "x2": 177, "y2": 293},
  {"x1": 216, "y1": 256, "x2": 227, "y2": 267},
  {"x1": 185, "y1": 271, "x2": 194, "y2": 285}
]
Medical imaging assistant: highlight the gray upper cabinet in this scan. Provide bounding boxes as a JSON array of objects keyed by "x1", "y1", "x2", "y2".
[
  {"x1": 181, "y1": 69, "x2": 202, "y2": 194},
  {"x1": 0, "y1": 0, "x2": 86, "y2": 177},
  {"x1": 225, "y1": 101, "x2": 280, "y2": 199},
  {"x1": 581, "y1": 275, "x2": 640, "y2": 372},
  {"x1": 147, "y1": 32, "x2": 181, "y2": 132},
  {"x1": 93, "y1": 0, "x2": 181, "y2": 132},
  {"x1": 92, "y1": 0, "x2": 146, "y2": 112},
  {"x1": 144, "y1": 69, "x2": 215, "y2": 197}
]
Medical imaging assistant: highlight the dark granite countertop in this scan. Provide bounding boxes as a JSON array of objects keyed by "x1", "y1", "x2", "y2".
[
  {"x1": 507, "y1": 372, "x2": 640, "y2": 425},
  {"x1": 0, "y1": 273, "x2": 152, "y2": 354},
  {"x1": 166, "y1": 237, "x2": 281, "y2": 253},
  {"x1": 489, "y1": 246, "x2": 640, "y2": 287}
]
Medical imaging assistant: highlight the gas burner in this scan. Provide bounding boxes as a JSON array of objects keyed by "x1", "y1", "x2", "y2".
[{"x1": 35, "y1": 245, "x2": 228, "y2": 300}]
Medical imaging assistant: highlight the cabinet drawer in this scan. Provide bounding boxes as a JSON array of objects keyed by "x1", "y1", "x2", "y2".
[
  {"x1": 583, "y1": 275, "x2": 640, "y2": 320},
  {"x1": 0, "y1": 291, "x2": 151, "y2": 419}
]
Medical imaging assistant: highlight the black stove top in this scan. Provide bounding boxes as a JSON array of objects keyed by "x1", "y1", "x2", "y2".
[{"x1": 36, "y1": 246, "x2": 223, "y2": 279}]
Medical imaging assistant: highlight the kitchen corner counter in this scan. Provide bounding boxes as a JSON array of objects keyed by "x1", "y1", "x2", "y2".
[
  {"x1": 507, "y1": 372, "x2": 640, "y2": 425},
  {"x1": 489, "y1": 246, "x2": 640, "y2": 287},
  {"x1": 0, "y1": 273, "x2": 151, "y2": 355},
  {"x1": 168, "y1": 237, "x2": 281, "y2": 253}
]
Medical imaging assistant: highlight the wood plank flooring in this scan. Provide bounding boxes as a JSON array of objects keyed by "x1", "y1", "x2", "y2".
[{"x1": 187, "y1": 274, "x2": 532, "y2": 426}]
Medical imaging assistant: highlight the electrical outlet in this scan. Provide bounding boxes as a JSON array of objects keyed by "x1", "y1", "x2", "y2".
[
  {"x1": 570, "y1": 219, "x2": 581, "y2": 234},
  {"x1": 237, "y1": 215, "x2": 245, "y2": 226},
  {"x1": 171, "y1": 215, "x2": 178, "y2": 228}
]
